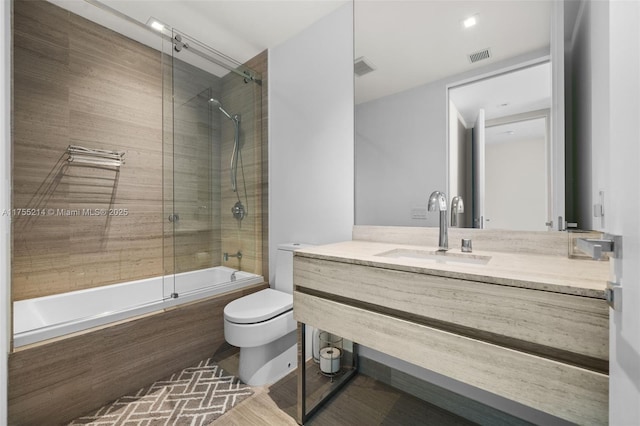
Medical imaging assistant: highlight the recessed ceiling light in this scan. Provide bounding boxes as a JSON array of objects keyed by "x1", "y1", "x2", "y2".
[{"x1": 463, "y1": 15, "x2": 477, "y2": 29}]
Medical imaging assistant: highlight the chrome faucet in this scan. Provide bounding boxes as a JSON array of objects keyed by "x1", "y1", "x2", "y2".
[
  {"x1": 450, "y1": 196, "x2": 465, "y2": 228},
  {"x1": 428, "y1": 190, "x2": 448, "y2": 251}
]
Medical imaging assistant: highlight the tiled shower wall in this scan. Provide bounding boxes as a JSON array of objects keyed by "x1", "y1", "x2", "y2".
[
  {"x1": 12, "y1": 0, "x2": 266, "y2": 301},
  {"x1": 219, "y1": 53, "x2": 266, "y2": 277}
]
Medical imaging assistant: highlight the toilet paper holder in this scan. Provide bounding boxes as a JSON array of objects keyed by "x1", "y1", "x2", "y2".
[{"x1": 318, "y1": 331, "x2": 343, "y2": 378}]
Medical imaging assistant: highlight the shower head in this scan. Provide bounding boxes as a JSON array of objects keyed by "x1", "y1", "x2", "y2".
[{"x1": 209, "y1": 97, "x2": 233, "y2": 120}]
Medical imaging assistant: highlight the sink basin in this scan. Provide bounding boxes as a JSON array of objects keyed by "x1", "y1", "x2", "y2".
[{"x1": 374, "y1": 248, "x2": 491, "y2": 265}]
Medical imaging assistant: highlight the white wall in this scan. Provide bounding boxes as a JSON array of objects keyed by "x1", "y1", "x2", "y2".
[
  {"x1": 355, "y1": 48, "x2": 549, "y2": 227},
  {"x1": 1, "y1": 0, "x2": 10, "y2": 421},
  {"x1": 571, "y1": 1, "x2": 640, "y2": 423},
  {"x1": 607, "y1": 1, "x2": 640, "y2": 424},
  {"x1": 268, "y1": 3, "x2": 354, "y2": 284}
]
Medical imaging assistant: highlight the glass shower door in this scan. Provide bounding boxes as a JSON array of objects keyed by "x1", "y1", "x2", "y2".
[{"x1": 163, "y1": 29, "x2": 261, "y2": 299}]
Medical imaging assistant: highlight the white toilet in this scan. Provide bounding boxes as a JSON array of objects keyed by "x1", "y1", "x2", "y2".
[{"x1": 224, "y1": 243, "x2": 309, "y2": 386}]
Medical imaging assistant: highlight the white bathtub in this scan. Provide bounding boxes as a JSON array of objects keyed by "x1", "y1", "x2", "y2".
[{"x1": 13, "y1": 266, "x2": 264, "y2": 347}]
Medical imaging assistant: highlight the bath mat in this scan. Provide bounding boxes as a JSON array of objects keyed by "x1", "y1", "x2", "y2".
[{"x1": 68, "y1": 358, "x2": 253, "y2": 426}]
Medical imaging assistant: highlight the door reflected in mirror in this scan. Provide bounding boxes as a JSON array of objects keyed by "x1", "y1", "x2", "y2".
[
  {"x1": 448, "y1": 62, "x2": 551, "y2": 230},
  {"x1": 485, "y1": 117, "x2": 549, "y2": 231}
]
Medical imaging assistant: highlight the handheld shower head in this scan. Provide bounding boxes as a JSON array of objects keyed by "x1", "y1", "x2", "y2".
[
  {"x1": 210, "y1": 97, "x2": 242, "y2": 195},
  {"x1": 209, "y1": 97, "x2": 233, "y2": 120}
]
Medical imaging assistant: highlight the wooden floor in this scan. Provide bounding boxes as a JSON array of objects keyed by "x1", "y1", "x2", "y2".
[{"x1": 211, "y1": 346, "x2": 474, "y2": 426}]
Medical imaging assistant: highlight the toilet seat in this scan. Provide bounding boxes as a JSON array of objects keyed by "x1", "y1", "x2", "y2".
[{"x1": 224, "y1": 289, "x2": 292, "y2": 324}]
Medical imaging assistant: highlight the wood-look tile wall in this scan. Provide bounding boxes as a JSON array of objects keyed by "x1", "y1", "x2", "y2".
[
  {"x1": 219, "y1": 51, "x2": 268, "y2": 277},
  {"x1": 10, "y1": 3, "x2": 269, "y2": 423},
  {"x1": 12, "y1": 0, "x2": 164, "y2": 300},
  {"x1": 8, "y1": 283, "x2": 267, "y2": 426},
  {"x1": 12, "y1": 0, "x2": 267, "y2": 300}
]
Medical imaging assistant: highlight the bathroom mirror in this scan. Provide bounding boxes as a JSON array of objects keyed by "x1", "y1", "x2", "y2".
[
  {"x1": 448, "y1": 61, "x2": 551, "y2": 231},
  {"x1": 354, "y1": 0, "x2": 568, "y2": 230}
]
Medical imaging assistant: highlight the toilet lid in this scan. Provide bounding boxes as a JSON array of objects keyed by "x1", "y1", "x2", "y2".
[{"x1": 224, "y1": 289, "x2": 293, "y2": 324}]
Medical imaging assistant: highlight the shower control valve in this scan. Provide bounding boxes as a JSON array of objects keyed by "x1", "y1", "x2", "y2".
[{"x1": 232, "y1": 201, "x2": 245, "y2": 220}]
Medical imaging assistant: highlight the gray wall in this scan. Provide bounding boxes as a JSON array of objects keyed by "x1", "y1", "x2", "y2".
[
  {"x1": 355, "y1": 48, "x2": 550, "y2": 227},
  {"x1": 355, "y1": 81, "x2": 444, "y2": 227}
]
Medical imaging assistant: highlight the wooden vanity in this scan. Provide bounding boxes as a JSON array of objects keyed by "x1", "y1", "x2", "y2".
[{"x1": 293, "y1": 227, "x2": 609, "y2": 425}]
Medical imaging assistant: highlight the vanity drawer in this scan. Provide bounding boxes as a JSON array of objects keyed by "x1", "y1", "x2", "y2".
[
  {"x1": 294, "y1": 291, "x2": 608, "y2": 426},
  {"x1": 294, "y1": 256, "x2": 609, "y2": 370}
]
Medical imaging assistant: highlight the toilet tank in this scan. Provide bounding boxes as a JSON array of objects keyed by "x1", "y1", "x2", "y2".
[{"x1": 275, "y1": 243, "x2": 312, "y2": 294}]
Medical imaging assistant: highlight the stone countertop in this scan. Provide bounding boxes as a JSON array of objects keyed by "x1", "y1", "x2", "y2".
[{"x1": 295, "y1": 240, "x2": 609, "y2": 299}]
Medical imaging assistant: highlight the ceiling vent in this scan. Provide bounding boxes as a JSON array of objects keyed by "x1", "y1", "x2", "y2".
[
  {"x1": 468, "y1": 48, "x2": 491, "y2": 64},
  {"x1": 354, "y1": 56, "x2": 376, "y2": 77}
]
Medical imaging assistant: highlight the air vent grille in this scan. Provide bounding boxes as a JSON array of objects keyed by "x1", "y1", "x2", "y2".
[
  {"x1": 354, "y1": 56, "x2": 376, "y2": 77},
  {"x1": 468, "y1": 48, "x2": 491, "y2": 64}
]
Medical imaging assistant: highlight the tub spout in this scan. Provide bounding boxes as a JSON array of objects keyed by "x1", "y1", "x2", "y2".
[{"x1": 223, "y1": 251, "x2": 242, "y2": 262}]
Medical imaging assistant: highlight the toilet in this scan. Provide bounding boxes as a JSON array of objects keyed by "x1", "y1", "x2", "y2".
[{"x1": 224, "y1": 243, "x2": 309, "y2": 386}]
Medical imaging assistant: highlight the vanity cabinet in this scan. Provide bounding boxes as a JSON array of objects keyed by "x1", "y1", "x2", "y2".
[{"x1": 293, "y1": 242, "x2": 609, "y2": 425}]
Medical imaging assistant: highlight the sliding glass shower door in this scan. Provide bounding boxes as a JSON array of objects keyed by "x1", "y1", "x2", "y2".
[{"x1": 162, "y1": 30, "x2": 262, "y2": 300}]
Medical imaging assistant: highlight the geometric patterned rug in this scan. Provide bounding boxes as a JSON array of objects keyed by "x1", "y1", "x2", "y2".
[{"x1": 68, "y1": 358, "x2": 254, "y2": 426}]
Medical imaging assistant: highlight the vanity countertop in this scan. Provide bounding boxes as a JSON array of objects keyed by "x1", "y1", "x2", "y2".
[{"x1": 295, "y1": 240, "x2": 609, "y2": 299}]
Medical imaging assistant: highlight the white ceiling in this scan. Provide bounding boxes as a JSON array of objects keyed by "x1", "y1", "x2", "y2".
[
  {"x1": 50, "y1": 0, "x2": 552, "y2": 107},
  {"x1": 485, "y1": 117, "x2": 547, "y2": 145},
  {"x1": 105, "y1": 0, "x2": 349, "y2": 61},
  {"x1": 355, "y1": 0, "x2": 552, "y2": 104},
  {"x1": 449, "y1": 61, "x2": 551, "y2": 125},
  {"x1": 50, "y1": 0, "x2": 348, "y2": 76}
]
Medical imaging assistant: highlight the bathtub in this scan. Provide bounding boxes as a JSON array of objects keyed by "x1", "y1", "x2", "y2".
[{"x1": 13, "y1": 266, "x2": 264, "y2": 347}]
